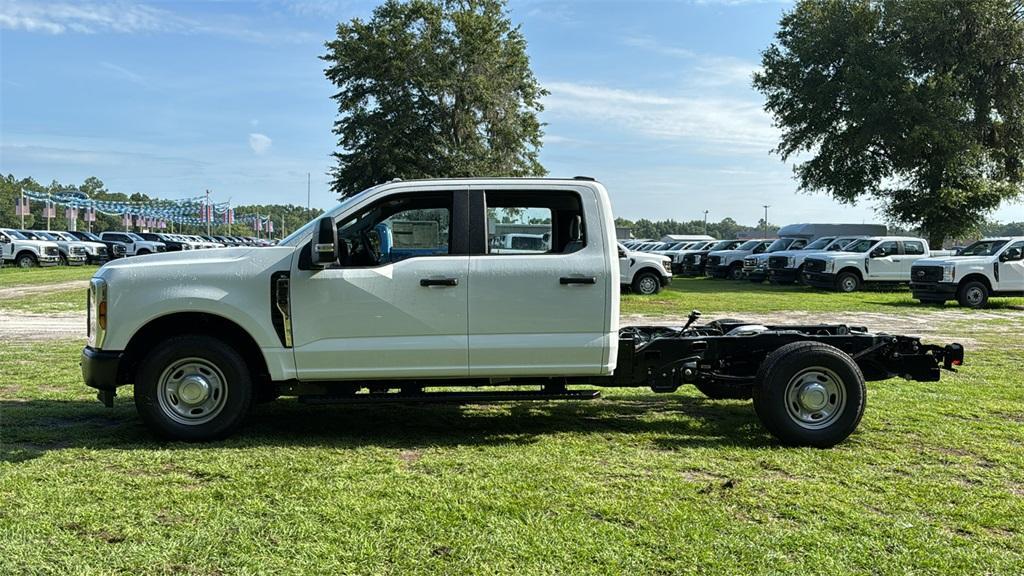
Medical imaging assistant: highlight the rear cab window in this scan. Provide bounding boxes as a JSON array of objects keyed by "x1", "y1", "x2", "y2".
[{"x1": 482, "y1": 190, "x2": 586, "y2": 255}]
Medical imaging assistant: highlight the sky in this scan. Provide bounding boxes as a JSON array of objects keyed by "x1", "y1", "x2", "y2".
[{"x1": 2, "y1": 0, "x2": 1022, "y2": 226}]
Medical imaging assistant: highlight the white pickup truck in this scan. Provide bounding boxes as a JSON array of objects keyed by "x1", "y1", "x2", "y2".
[
  {"x1": 99, "y1": 232, "x2": 166, "y2": 256},
  {"x1": 81, "y1": 178, "x2": 963, "y2": 447},
  {"x1": 910, "y1": 237, "x2": 1024, "y2": 308},
  {"x1": 0, "y1": 228, "x2": 61, "y2": 268},
  {"x1": 802, "y1": 236, "x2": 949, "y2": 292}
]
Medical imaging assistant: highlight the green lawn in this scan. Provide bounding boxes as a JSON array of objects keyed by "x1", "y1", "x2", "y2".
[
  {"x1": 2, "y1": 323, "x2": 1023, "y2": 574},
  {"x1": 0, "y1": 264, "x2": 97, "y2": 288},
  {"x1": 622, "y1": 277, "x2": 1024, "y2": 315},
  {"x1": 0, "y1": 288, "x2": 86, "y2": 314}
]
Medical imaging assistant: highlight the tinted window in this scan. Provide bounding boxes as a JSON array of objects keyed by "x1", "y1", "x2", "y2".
[
  {"x1": 843, "y1": 239, "x2": 875, "y2": 253},
  {"x1": 335, "y1": 192, "x2": 452, "y2": 266},
  {"x1": 960, "y1": 240, "x2": 1009, "y2": 256},
  {"x1": 874, "y1": 241, "x2": 899, "y2": 256},
  {"x1": 484, "y1": 190, "x2": 585, "y2": 255},
  {"x1": 903, "y1": 241, "x2": 925, "y2": 255}
]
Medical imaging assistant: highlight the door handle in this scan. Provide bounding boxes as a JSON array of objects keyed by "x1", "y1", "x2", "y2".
[
  {"x1": 420, "y1": 278, "x2": 458, "y2": 287},
  {"x1": 560, "y1": 276, "x2": 596, "y2": 285}
]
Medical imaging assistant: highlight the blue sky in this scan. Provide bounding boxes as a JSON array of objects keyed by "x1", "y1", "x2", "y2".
[{"x1": 2, "y1": 0, "x2": 1022, "y2": 226}]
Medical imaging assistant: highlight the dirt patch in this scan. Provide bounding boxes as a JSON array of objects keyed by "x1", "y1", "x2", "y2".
[
  {"x1": 0, "y1": 311, "x2": 86, "y2": 341},
  {"x1": 398, "y1": 449, "x2": 423, "y2": 466},
  {"x1": 0, "y1": 280, "x2": 88, "y2": 300}
]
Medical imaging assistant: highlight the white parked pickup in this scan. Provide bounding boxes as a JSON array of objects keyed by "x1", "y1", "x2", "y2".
[
  {"x1": 802, "y1": 236, "x2": 952, "y2": 292},
  {"x1": 80, "y1": 178, "x2": 963, "y2": 447},
  {"x1": 910, "y1": 237, "x2": 1024, "y2": 308}
]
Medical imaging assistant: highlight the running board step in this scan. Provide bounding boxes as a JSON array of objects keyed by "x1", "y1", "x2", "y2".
[{"x1": 297, "y1": 389, "x2": 601, "y2": 405}]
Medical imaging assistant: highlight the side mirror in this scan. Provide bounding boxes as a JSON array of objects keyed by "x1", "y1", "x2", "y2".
[
  {"x1": 1000, "y1": 247, "x2": 1022, "y2": 262},
  {"x1": 870, "y1": 249, "x2": 884, "y2": 258},
  {"x1": 618, "y1": 248, "x2": 627, "y2": 259},
  {"x1": 310, "y1": 216, "x2": 338, "y2": 267},
  {"x1": 0, "y1": 236, "x2": 9, "y2": 244}
]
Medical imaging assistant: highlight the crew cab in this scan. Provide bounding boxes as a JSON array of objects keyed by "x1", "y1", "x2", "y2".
[
  {"x1": 803, "y1": 237, "x2": 947, "y2": 292},
  {"x1": 49, "y1": 231, "x2": 110, "y2": 264},
  {"x1": 910, "y1": 237, "x2": 1024, "y2": 308},
  {"x1": 618, "y1": 242, "x2": 672, "y2": 295},
  {"x1": 742, "y1": 237, "x2": 809, "y2": 283},
  {"x1": 67, "y1": 230, "x2": 127, "y2": 261},
  {"x1": 678, "y1": 240, "x2": 742, "y2": 276},
  {"x1": 22, "y1": 230, "x2": 88, "y2": 266},
  {"x1": 99, "y1": 232, "x2": 166, "y2": 256},
  {"x1": 81, "y1": 178, "x2": 963, "y2": 447},
  {"x1": 766, "y1": 236, "x2": 863, "y2": 284},
  {"x1": 0, "y1": 228, "x2": 60, "y2": 267},
  {"x1": 705, "y1": 239, "x2": 772, "y2": 280}
]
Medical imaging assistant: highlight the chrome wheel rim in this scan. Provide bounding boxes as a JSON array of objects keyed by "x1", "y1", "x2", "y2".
[
  {"x1": 840, "y1": 276, "x2": 857, "y2": 292},
  {"x1": 156, "y1": 357, "x2": 228, "y2": 426},
  {"x1": 18, "y1": 257, "x2": 33, "y2": 268},
  {"x1": 965, "y1": 286, "x2": 985, "y2": 306},
  {"x1": 785, "y1": 367, "x2": 846, "y2": 430},
  {"x1": 638, "y1": 276, "x2": 658, "y2": 294}
]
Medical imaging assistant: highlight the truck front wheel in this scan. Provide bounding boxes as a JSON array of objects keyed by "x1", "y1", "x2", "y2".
[
  {"x1": 728, "y1": 263, "x2": 744, "y2": 281},
  {"x1": 16, "y1": 253, "x2": 37, "y2": 268},
  {"x1": 835, "y1": 271, "x2": 861, "y2": 293},
  {"x1": 632, "y1": 271, "x2": 662, "y2": 295},
  {"x1": 753, "y1": 341, "x2": 866, "y2": 448},
  {"x1": 134, "y1": 335, "x2": 253, "y2": 441},
  {"x1": 957, "y1": 280, "x2": 989, "y2": 309}
]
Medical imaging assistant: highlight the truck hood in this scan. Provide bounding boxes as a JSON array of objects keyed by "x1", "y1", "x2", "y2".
[
  {"x1": 16, "y1": 239, "x2": 60, "y2": 250},
  {"x1": 709, "y1": 249, "x2": 750, "y2": 258},
  {"x1": 810, "y1": 251, "x2": 866, "y2": 261},
  {"x1": 100, "y1": 246, "x2": 259, "y2": 272}
]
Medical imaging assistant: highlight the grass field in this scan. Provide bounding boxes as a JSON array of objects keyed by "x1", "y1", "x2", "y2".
[
  {"x1": 622, "y1": 277, "x2": 1024, "y2": 315},
  {"x1": 0, "y1": 265, "x2": 97, "y2": 288},
  {"x1": 2, "y1": 290, "x2": 1023, "y2": 573}
]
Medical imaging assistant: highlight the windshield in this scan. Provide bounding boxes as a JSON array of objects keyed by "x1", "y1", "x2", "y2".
[
  {"x1": 79, "y1": 231, "x2": 102, "y2": 241},
  {"x1": 959, "y1": 240, "x2": 1009, "y2": 256},
  {"x1": 842, "y1": 239, "x2": 876, "y2": 253},
  {"x1": 127, "y1": 233, "x2": 145, "y2": 241},
  {"x1": 281, "y1": 186, "x2": 377, "y2": 246},
  {"x1": 737, "y1": 240, "x2": 761, "y2": 251},
  {"x1": 804, "y1": 237, "x2": 834, "y2": 250},
  {"x1": 53, "y1": 232, "x2": 74, "y2": 241},
  {"x1": 34, "y1": 232, "x2": 57, "y2": 240},
  {"x1": 709, "y1": 240, "x2": 737, "y2": 251},
  {"x1": 767, "y1": 238, "x2": 795, "y2": 252},
  {"x1": 827, "y1": 238, "x2": 857, "y2": 250},
  {"x1": 4, "y1": 229, "x2": 27, "y2": 240}
]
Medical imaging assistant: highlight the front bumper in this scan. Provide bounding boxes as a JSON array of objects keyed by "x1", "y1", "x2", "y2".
[
  {"x1": 680, "y1": 263, "x2": 705, "y2": 276},
  {"x1": 38, "y1": 255, "x2": 60, "y2": 267},
  {"x1": 744, "y1": 268, "x2": 768, "y2": 282},
  {"x1": 803, "y1": 271, "x2": 837, "y2": 289},
  {"x1": 706, "y1": 264, "x2": 732, "y2": 278},
  {"x1": 66, "y1": 255, "x2": 87, "y2": 266},
  {"x1": 661, "y1": 275, "x2": 673, "y2": 287},
  {"x1": 767, "y1": 268, "x2": 799, "y2": 283},
  {"x1": 910, "y1": 281, "x2": 958, "y2": 301},
  {"x1": 86, "y1": 255, "x2": 110, "y2": 264},
  {"x1": 81, "y1": 346, "x2": 124, "y2": 405}
]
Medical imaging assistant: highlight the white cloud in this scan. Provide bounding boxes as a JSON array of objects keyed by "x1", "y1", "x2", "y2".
[
  {"x1": 621, "y1": 36, "x2": 761, "y2": 88},
  {"x1": 542, "y1": 81, "x2": 778, "y2": 153},
  {"x1": 248, "y1": 133, "x2": 272, "y2": 155},
  {"x1": 99, "y1": 61, "x2": 150, "y2": 88}
]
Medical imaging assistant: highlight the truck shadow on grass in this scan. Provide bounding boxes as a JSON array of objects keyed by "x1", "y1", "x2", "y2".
[{"x1": 0, "y1": 394, "x2": 771, "y2": 463}]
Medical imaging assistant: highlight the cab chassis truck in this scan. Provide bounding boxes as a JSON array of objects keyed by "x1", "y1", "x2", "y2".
[{"x1": 82, "y1": 178, "x2": 964, "y2": 448}]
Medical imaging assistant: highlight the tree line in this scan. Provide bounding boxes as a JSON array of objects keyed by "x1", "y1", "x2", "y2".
[{"x1": 0, "y1": 174, "x2": 322, "y2": 237}]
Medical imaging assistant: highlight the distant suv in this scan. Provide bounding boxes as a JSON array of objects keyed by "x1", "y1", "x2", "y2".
[
  {"x1": 706, "y1": 239, "x2": 772, "y2": 280},
  {"x1": 67, "y1": 230, "x2": 127, "y2": 261},
  {"x1": 803, "y1": 237, "x2": 948, "y2": 292},
  {"x1": 910, "y1": 237, "x2": 1024, "y2": 308},
  {"x1": 742, "y1": 237, "x2": 809, "y2": 283},
  {"x1": 766, "y1": 236, "x2": 863, "y2": 284},
  {"x1": 0, "y1": 228, "x2": 61, "y2": 267},
  {"x1": 100, "y1": 232, "x2": 166, "y2": 256}
]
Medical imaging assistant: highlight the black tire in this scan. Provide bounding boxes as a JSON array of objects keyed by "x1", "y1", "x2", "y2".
[
  {"x1": 957, "y1": 280, "x2": 989, "y2": 309},
  {"x1": 835, "y1": 271, "x2": 861, "y2": 293},
  {"x1": 694, "y1": 381, "x2": 752, "y2": 400},
  {"x1": 134, "y1": 335, "x2": 253, "y2": 441},
  {"x1": 136, "y1": 249, "x2": 150, "y2": 256},
  {"x1": 728, "y1": 263, "x2": 744, "y2": 281},
  {"x1": 58, "y1": 253, "x2": 68, "y2": 266},
  {"x1": 631, "y1": 270, "x2": 662, "y2": 295},
  {"x1": 16, "y1": 253, "x2": 37, "y2": 268},
  {"x1": 752, "y1": 341, "x2": 866, "y2": 448}
]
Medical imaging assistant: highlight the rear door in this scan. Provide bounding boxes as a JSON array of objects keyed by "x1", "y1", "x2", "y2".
[
  {"x1": 899, "y1": 240, "x2": 927, "y2": 276},
  {"x1": 467, "y1": 185, "x2": 611, "y2": 376}
]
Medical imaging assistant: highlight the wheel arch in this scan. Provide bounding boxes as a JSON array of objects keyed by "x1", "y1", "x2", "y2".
[
  {"x1": 958, "y1": 273, "x2": 992, "y2": 293},
  {"x1": 836, "y1": 266, "x2": 863, "y2": 280},
  {"x1": 117, "y1": 312, "x2": 270, "y2": 388}
]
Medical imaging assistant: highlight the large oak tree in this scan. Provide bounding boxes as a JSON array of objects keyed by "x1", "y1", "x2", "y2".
[
  {"x1": 322, "y1": 0, "x2": 547, "y2": 198},
  {"x1": 755, "y1": 0, "x2": 1024, "y2": 246}
]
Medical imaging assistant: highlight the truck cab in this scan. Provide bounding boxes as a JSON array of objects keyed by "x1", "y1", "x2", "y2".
[
  {"x1": 802, "y1": 236, "x2": 941, "y2": 292},
  {"x1": 80, "y1": 178, "x2": 963, "y2": 447},
  {"x1": 910, "y1": 237, "x2": 1024, "y2": 308},
  {"x1": 0, "y1": 228, "x2": 61, "y2": 268}
]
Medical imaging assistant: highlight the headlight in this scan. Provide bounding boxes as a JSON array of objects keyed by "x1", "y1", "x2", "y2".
[
  {"x1": 787, "y1": 256, "x2": 796, "y2": 267},
  {"x1": 88, "y1": 278, "x2": 108, "y2": 348},
  {"x1": 662, "y1": 259, "x2": 672, "y2": 272},
  {"x1": 825, "y1": 260, "x2": 835, "y2": 273},
  {"x1": 942, "y1": 263, "x2": 956, "y2": 282},
  {"x1": 694, "y1": 255, "x2": 702, "y2": 263}
]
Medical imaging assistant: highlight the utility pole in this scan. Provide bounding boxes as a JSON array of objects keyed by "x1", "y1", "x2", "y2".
[
  {"x1": 703, "y1": 210, "x2": 709, "y2": 235},
  {"x1": 18, "y1": 189, "x2": 26, "y2": 229},
  {"x1": 206, "y1": 190, "x2": 212, "y2": 237},
  {"x1": 762, "y1": 205, "x2": 770, "y2": 239}
]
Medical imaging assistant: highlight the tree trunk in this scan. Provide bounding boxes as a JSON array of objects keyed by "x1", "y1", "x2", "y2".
[{"x1": 928, "y1": 230, "x2": 947, "y2": 250}]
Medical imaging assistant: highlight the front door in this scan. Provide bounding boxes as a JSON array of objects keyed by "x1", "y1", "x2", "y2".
[
  {"x1": 290, "y1": 190, "x2": 470, "y2": 380},
  {"x1": 996, "y1": 241, "x2": 1024, "y2": 292},
  {"x1": 866, "y1": 240, "x2": 902, "y2": 280},
  {"x1": 467, "y1": 187, "x2": 612, "y2": 377}
]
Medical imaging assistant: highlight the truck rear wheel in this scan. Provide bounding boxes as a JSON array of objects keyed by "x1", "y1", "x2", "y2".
[
  {"x1": 134, "y1": 335, "x2": 253, "y2": 441},
  {"x1": 632, "y1": 271, "x2": 662, "y2": 295},
  {"x1": 753, "y1": 341, "x2": 866, "y2": 448},
  {"x1": 957, "y1": 280, "x2": 989, "y2": 309}
]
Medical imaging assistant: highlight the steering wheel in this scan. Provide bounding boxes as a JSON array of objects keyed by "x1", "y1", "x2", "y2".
[{"x1": 360, "y1": 229, "x2": 381, "y2": 264}]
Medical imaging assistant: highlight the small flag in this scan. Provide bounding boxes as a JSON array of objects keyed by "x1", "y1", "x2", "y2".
[
  {"x1": 44, "y1": 201, "x2": 56, "y2": 218},
  {"x1": 14, "y1": 197, "x2": 30, "y2": 216},
  {"x1": 84, "y1": 207, "x2": 96, "y2": 222},
  {"x1": 268, "y1": 219, "x2": 274, "y2": 233}
]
